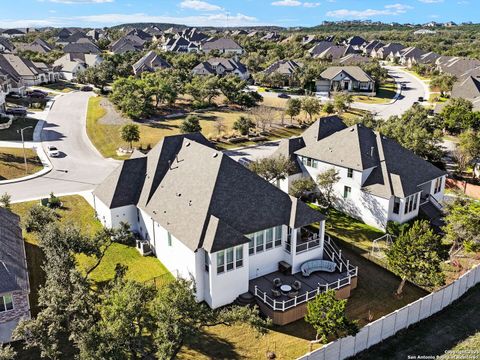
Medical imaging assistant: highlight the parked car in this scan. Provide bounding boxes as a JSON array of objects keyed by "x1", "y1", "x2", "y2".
[
  {"x1": 28, "y1": 92, "x2": 47, "y2": 99},
  {"x1": 7, "y1": 92, "x2": 22, "y2": 99},
  {"x1": 81, "y1": 86, "x2": 93, "y2": 92},
  {"x1": 5, "y1": 107, "x2": 27, "y2": 117},
  {"x1": 278, "y1": 93, "x2": 291, "y2": 99},
  {"x1": 47, "y1": 145, "x2": 60, "y2": 157},
  {"x1": 418, "y1": 96, "x2": 424, "y2": 102}
]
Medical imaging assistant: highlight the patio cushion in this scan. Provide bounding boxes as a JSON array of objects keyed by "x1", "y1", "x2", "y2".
[{"x1": 300, "y1": 259, "x2": 336, "y2": 277}]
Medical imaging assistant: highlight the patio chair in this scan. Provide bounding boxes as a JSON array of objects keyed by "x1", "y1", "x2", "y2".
[
  {"x1": 288, "y1": 290, "x2": 299, "y2": 299},
  {"x1": 273, "y1": 278, "x2": 282, "y2": 288},
  {"x1": 271, "y1": 289, "x2": 281, "y2": 298},
  {"x1": 292, "y1": 280, "x2": 302, "y2": 291}
]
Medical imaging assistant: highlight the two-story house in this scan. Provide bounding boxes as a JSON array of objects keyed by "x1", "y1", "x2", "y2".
[
  {"x1": 0, "y1": 208, "x2": 30, "y2": 343},
  {"x1": 93, "y1": 133, "x2": 358, "y2": 325},
  {"x1": 274, "y1": 116, "x2": 447, "y2": 230},
  {"x1": 192, "y1": 57, "x2": 249, "y2": 80}
]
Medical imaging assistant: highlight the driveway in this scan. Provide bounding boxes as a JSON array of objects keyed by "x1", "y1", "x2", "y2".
[
  {"x1": 224, "y1": 141, "x2": 281, "y2": 163},
  {"x1": 1, "y1": 91, "x2": 119, "y2": 202}
]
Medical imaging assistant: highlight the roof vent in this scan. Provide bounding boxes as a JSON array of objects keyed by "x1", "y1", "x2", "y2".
[
  {"x1": 186, "y1": 141, "x2": 191, "y2": 147},
  {"x1": 370, "y1": 146, "x2": 375, "y2": 157},
  {"x1": 176, "y1": 193, "x2": 182, "y2": 197},
  {"x1": 350, "y1": 128, "x2": 355, "y2": 132},
  {"x1": 213, "y1": 152, "x2": 218, "y2": 158}
]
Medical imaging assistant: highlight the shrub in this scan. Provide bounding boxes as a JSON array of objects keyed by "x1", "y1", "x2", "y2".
[{"x1": 47, "y1": 192, "x2": 62, "y2": 209}]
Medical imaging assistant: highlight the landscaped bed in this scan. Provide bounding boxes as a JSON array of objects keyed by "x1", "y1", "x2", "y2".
[{"x1": 0, "y1": 147, "x2": 43, "y2": 180}]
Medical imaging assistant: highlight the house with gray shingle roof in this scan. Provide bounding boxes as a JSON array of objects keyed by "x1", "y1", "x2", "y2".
[
  {"x1": 201, "y1": 38, "x2": 244, "y2": 55},
  {"x1": 0, "y1": 38, "x2": 15, "y2": 53},
  {"x1": 0, "y1": 208, "x2": 30, "y2": 343},
  {"x1": 132, "y1": 51, "x2": 171, "y2": 75},
  {"x1": 0, "y1": 53, "x2": 53, "y2": 86},
  {"x1": 192, "y1": 57, "x2": 249, "y2": 80},
  {"x1": 277, "y1": 116, "x2": 446, "y2": 230},
  {"x1": 316, "y1": 66, "x2": 375, "y2": 94},
  {"x1": 92, "y1": 133, "x2": 339, "y2": 314}
]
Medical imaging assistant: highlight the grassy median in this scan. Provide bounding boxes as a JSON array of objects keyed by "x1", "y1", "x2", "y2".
[{"x1": 0, "y1": 147, "x2": 43, "y2": 180}]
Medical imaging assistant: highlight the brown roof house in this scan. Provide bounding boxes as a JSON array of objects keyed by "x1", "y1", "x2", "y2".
[
  {"x1": 0, "y1": 208, "x2": 30, "y2": 343},
  {"x1": 315, "y1": 66, "x2": 375, "y2": 95}
]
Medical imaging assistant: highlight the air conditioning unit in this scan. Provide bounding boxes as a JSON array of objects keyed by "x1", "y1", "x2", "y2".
[{"x1": 136, "y1": 239, "x2": 152, "y2": 256}]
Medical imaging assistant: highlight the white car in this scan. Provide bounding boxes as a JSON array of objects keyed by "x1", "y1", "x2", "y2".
[{"x1": 47, "y1": 145, "x2": 60, "y2": 157}]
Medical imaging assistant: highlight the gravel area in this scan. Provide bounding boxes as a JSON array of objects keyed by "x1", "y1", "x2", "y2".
[{"x1": 98, "y1": 98, "x2": 129, "y2": 125}]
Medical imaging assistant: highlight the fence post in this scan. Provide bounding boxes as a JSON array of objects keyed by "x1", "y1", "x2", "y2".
[
  {"x1": 263, "y1": 291, "x2": 266, "y2": 303},
  {"x1": 337, "y1": 279, "x2": 340, "y2": 289}
]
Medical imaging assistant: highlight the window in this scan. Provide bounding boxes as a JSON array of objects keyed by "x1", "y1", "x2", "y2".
[
  {"x1": 235, "y1": 246, "x2": 243, "y2": 268},
  {"x1": 255, "y1": 231, "x2": 264, "y2": 253},
  {"x1": 248, "y1": 234, "x2": 255, "y2": 255},
  {"x1": 434, "y1": 178, "x2": 442, "y2": 194},
  {"x1": 167, "y1": 232, "x2": 172, "y2": 247},
  {"x1": 393, "y1": 197, "x2": 400, "y2": 214},
  {"x1": 226, "y1": 248, "x2": 234, "y2": 271},
  {"x1": 343, "y1": 186, "x2": 352, "y2": 199},
  {"x1": 305, "y1": 157, "x2": 318, "y2": 169},
  {"x1": 0, "y1": 294, "x2": 13, "y2": 312},
  {"x1": 204, "y1": 251, "x2": 209, "y2": 272},
  {"x1": 404, "y1": 193, "x2": 419, "y2": 214},
  {"x1": 216, "y1": 252, "x2": 225, "y2": 274},
  {"x1": 274, "y1": 226, "x2": 282, "y2": 247},
  {"x1": 347, "y1": 168, "x2": 353, "y2": 178},
  {"x1": 265, "y1": 228, "x2": 273, "y2": 250}
]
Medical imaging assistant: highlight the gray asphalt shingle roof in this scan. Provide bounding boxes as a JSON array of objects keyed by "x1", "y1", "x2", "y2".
[{"x1": 0, "y1": 208, "x2": 29, "y2": 294}]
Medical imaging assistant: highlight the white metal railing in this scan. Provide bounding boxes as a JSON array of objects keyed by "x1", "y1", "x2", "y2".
[
  {"x1": 296, "y1": 235, "x2": 321, "y2": 254},
  {"x1": 253, "y1": 236, "x2": 358, "y2": 312}
]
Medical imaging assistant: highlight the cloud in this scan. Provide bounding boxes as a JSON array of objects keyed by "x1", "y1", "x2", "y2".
[
  {"x1": 327, "y1": 3, "x2": 412, "y2": 18},
  {"x1": 45, "y1": 0, "x2": 113, "y2": 3},
  {"x1": 271, "y1": 0, "x2": 320, "y2": 7},
  {"x1": 418, "y1": 0, "x2": 443, "y2": 3},
  {"x1": 179, "y1": 0, "x2": 223, "y2": 11}
]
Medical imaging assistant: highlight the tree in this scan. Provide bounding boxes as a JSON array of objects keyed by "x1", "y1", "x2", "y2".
[
  {"x1": 120, "y1": 123, "x2": 140, "y2": 150},
  {"x1": 250, "y1": 105, "x2": 276, "y2": 132},
  {"x1": 333, "y1": 93, "x2": 353, "y2": 114},
  {"x1": 379, "y1": 105, "x2": 443, "y2": 162},
  {"x1": 0, "y1": 192, "x2": 11, "y2": 209},
  {"x1": 249, "y1": 155, "x2": 296, "y2": 183},
  {"x1": 322, "y1": 101, "x2": 334, "y2": 114},
  {"x1": 458, "y1": 130, "x2": 480, "y2": 178},
  {"x1": 217, "y1": 75, "x2": 247, "y2": 104},
  {"x1": 304, "y1": 290, "x2": 358, "y2": 343},
  {"x1": 180, "y1": 115, "x2": 202, "y2": 133},
  {"x1": 143, "y1": 70, "x2": 180, "y2": 108},
  {"x1": 185, "y1": 75, "x2": 219, "y2": 107},
  {"x1": 25, "y1": 205, "x2": 57, "y2": 233},
  {"x1": 77, "y1": 61, "x2": 116, "y2": 92},
  {"x1": 452, "y1": 146, "x2": 472, "y2": 176},
  {"x1": 301, "y1": 97, "x2": 321, "y2": 123},
  {"x1": 289, "y1": 178, "x2": 317, "y2": 200},
  {"x1": 235, "y1": 91, "x2": 263, "y2": 109},
  {"x1": 443, "y1": 198, "x2": 480, "y2": 257},
  {"x1": 285, "y1": 98, "x2": 302, "y2": 124},
  {"x1": 346, "y1": 112, "x2": 379, "y2": 129},
  {"x1": 153, "y1": 278, "x2": 270, "y2": 360},
  {"x1": 430, "y1": 73, "x2": 456, "y2": 96},
  {"x1": 440, "y1": 98, "x2": 480, "y2": 134},
  {"x1": 110, "y1": 77, "x2": 154, "y2": 119},
  {"x1": 0, "y1": 345, "x2": 16, "y2": 360},
  {"x1": 316, "y1": 169, "x2": 340, "y2": 208},
  {"x1": 233, "y1": 116, "x2": 255, "y2": 136},
  {"x1": 386, "y1": 220, "x2": 445, "y2": 295}
]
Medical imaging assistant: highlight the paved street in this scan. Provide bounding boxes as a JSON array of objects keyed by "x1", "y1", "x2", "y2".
[
  {"x1": 352, "y1": 65, "x2": 428, "y2": 119},
  {"x1": 1, "y1": 92, "x2": 119, "y2": 202}
]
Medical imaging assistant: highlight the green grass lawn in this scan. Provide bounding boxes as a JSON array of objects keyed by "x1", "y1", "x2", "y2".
[
  {"x1": 36, "y1": 81, "x2": 79, "y2": 93},
  {"x1": 0, "y1": 117, "x2": 38, "y2": 141},
  {"x1": 353, "y1": 80, "x2": 398, "y2": 105},
  {"x1": 11, "y1": 195, "x2": 171, "y2": 314},
  {"x1": 354, "y1": 284, "x2": 480, "y2": 360},
  {"x1": 0, "y1": 147, "x2": 43, "y2": 180}
]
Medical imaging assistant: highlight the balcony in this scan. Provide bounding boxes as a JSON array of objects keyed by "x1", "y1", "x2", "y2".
[
  {"x1": 284, "y1": 226, "x2": 322, "y2": 254},
  {"x1": 250, "y1": 236, "x2": 358, "y2": 325}
]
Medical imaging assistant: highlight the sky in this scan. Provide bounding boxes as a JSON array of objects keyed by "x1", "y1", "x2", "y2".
[{"x1": 1, "y1": 0, "x2": 478, "y2": 29}]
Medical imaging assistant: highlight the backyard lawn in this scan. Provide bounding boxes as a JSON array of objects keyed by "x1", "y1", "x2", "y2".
[
  {"x1": 0, "y1": 147, "x2": 43, "y2": 180},
  {"x1": 354, "y1": 284, "x2": 480, "y2": 360},
  {"x1": 11, "y1": 195, "x2": 171, "y2": 314},
  {"x1": 0, "y1": 117, "x2": 38, "y2": 141}
]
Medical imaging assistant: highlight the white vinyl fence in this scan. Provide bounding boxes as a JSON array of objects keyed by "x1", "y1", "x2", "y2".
[{"x1": 298, "y1": 265, "x2": 480, "y2": 360}]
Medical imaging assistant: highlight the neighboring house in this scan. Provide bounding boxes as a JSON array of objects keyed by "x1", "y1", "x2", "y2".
[
  {"x1": 262, "y1": 60, "x2": 303, "y2": 86},
  {"x1": 125, "y1": 28, "x2": 153, "y2": 42},
  {"x1": 57, "y1": 31, "x2": 91, "y2": 46},
  {"x1": 54, "y1": 53, "x2": 102, "y2": 80},
  {"x1": 0, "y1": 38, "x2": 15, "y2": 53},
  {"x1": 314, "y1": 45, "x2": 355, "y2": 61},
  {"x1": 192, "y1": 57, "x2": 249, "y2": 80},
  {"x1": 1, "y1": 29, "x2": 25, "y2": 39},
  {"x1": 316, "y1": 66, "x2": 375, "y2": 94},
  {"x1": 86, "y1": 29, "x2": 106, "y2": 42},
  {"x1": 436, "y1": 57, "x2": 480, "y2": 78},
  {"x1": 414, "y1": 29, "x2": 437, "y2": 35},
  {"x1": 261, "y1": 32, "x2": 281, "y2": 42},
  {"x1": 344, "y1": 36, "x2": 366, "y2": 49},
  {"x1": 201, "y1": 38, "x2": 244, "y2": 55},
  {"x1": 0, "y1": 68, "x2": 25, "y2": 96},
  {"x1": 0, "y1": 73, "x2": 8, "y2": 111},
  {"x1": 63, "y1": 42, "x2": 101, "y2": 55},
  {"x1": 110, "y1": 35, "x2": 145, "y2": 54},
  {"x1": 308, "y1": 41, "x2": 334, "y2": 58},
  {"x1": 276, "y1": 116, "x2": 447, "y2": 230},
  {"x1": 14, "y1": 38, "x2": 52, "y2": 54},
  {"x1": 93, "y1": 133, "x2": 358, "y2": 325},
  {"x1": 396, "y1": 47, "x2": 427, "y2": 67},
  {"x1": 132, "y1": 51, "x2": 171, "y2": 75},
  {"x1": 450, "y1": 75, "x2": 480, "y2": 111},
  {"x1": 361, "y1": 40, "x2": 384, "y2": 56},
  {"x1": 337, "y1": 54, "x2": 372, "y2": 66},
  {"x1": 162, "y1": 36, "x2": 198, "y2": 53},
  {"x1": 371, "y1": 43, "x2": 405, "y2": 60},
  {"x1": 56, "y1": 28, "x2": 74, "y2": 43},
  {"x1": 0, "y1": 53, "x2": 51, "y2": 86},
  {"x1": 0, "y1": 208, "x2": 30, "y2": 343}
]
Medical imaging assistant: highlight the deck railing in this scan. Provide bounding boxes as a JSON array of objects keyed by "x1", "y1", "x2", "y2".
[
  {"x1": 253, "y1": 236, "x2": 358, "y2": 312},
  {"x1": 295, "y1": 236, "x2": 321, "y2": 254}
]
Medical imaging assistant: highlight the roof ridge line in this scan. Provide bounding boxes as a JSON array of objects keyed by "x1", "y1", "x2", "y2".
[{"x1": 375, "y1": 132, "x2": 394, "y2": 197}]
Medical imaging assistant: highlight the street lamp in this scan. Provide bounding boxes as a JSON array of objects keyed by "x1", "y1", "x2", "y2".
[{"x1": 17, "y1": 126, "x2": 33, "y2": 175}]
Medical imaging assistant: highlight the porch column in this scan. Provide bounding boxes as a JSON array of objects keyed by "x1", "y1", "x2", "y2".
[
  {"x1": 319, "y1": 220, "x2": 325, "y2": 259},
  {"x1": 291, "y1": 227, "x2": 298, "y2": 255}
]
